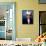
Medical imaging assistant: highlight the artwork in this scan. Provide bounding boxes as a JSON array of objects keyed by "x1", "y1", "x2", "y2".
[
  {"x1": 22, "y1": 10, "x2": 33, "y2": 24},
  {"x1": 39, "y1": 0, "x2": 46, "y2": 4}
]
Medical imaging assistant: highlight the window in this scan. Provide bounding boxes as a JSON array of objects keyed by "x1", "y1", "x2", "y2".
[
  {"x1": 0, "y1": 2, "x2": 16, "y2": 40},
  {"x1": 39, "y1": 11, "x2": 46, "y2": 35},
  {"x1": 39, "y1": 0, "x2": 46, "y2": 4}
]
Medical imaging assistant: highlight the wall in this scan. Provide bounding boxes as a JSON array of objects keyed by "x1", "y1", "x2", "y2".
[
  {"x1": 16, "y1": 0, "x2": 39, "y2": 40},
  {"x1": 0, "y1": 0, "x2": 45, "y2": 41},
  {"x1": 16, "y1": 0, "x2": 39, "y2": 41}
]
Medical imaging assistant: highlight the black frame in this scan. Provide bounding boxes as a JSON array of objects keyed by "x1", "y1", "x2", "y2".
[
  {"x1": 39, "y1": 11, "x2": 46, "y2": 35},
  {"x1": 22, "y1": 10, "x2": 33, "y2": 24}
]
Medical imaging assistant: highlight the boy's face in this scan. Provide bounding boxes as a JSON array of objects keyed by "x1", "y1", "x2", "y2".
[{"x1": 26, "y1": 15, "x2": 31, "y2": 19}]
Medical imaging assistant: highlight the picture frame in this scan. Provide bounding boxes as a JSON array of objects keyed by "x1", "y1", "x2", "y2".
[{"x1": 22, "y1": 10, "x2": 33, "y2": 24}]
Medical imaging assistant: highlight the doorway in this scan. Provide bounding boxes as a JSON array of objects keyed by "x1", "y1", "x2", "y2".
[
  {"x1": 0, "y1": 2, "x2": 16, "y2": 40},
  {"x1": 39, "y1": 11, "x2": 46, "y2": 35}
]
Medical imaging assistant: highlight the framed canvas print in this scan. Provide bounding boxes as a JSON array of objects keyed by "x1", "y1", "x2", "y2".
[
  {"x1": 0, "y1": 2, "x2": 16, "y2": 40},
  {"x1": 22, "y1": 10, "x2": 33, "y2": 24},
  {"x1": 39, "y1": 0, "x2": 46, "y2": 4}
]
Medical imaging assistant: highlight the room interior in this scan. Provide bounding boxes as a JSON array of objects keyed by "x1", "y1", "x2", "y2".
[{"x1": 0, "y1": 0, "x2": 46, "y2": 46}]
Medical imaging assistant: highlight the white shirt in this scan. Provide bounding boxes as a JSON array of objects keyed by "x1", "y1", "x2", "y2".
[{"x1": 27, "y1": 18, "x2": 30, "y2": 24}]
